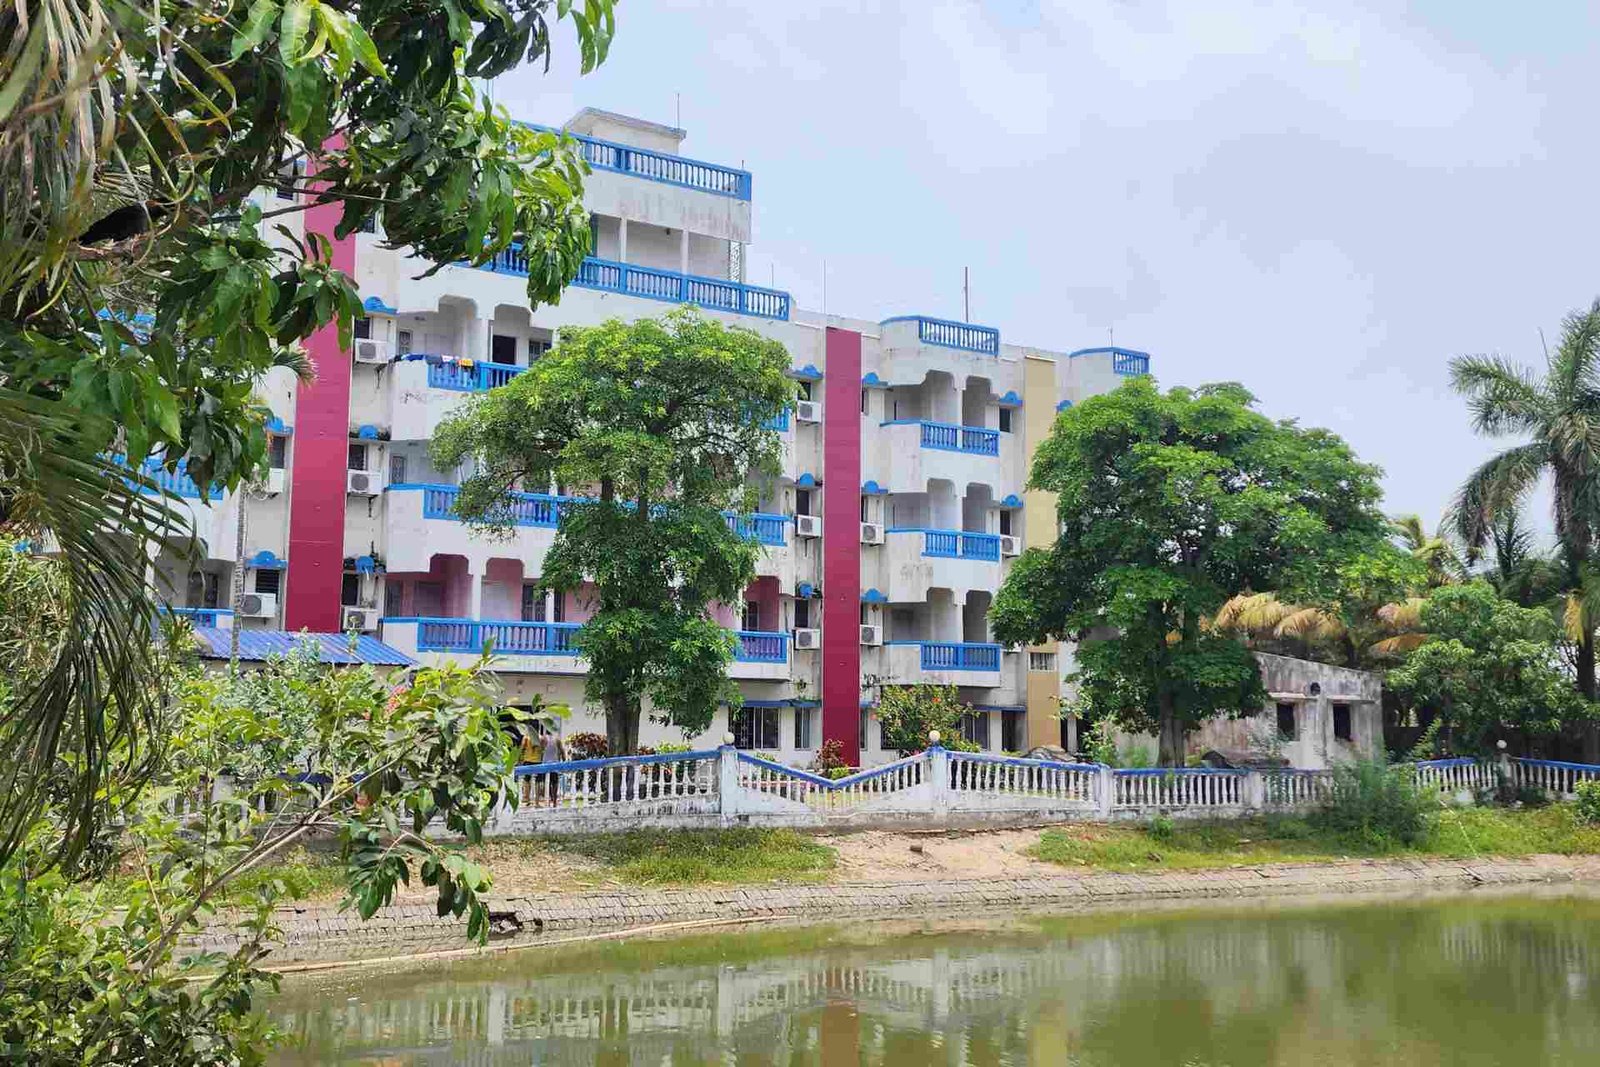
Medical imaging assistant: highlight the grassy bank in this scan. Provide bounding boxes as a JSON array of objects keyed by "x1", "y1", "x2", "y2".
[
  {"x1": 1028, "y1": 805, "x2": 1600, "y2": 872},
  {"x1": 512, "y1": 828, "x2": 837, "y2": 885}
]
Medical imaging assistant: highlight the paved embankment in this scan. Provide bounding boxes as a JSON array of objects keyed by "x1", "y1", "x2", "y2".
[{"x1": 190, "y1": 855, "x2": 1600, "y2": 966}]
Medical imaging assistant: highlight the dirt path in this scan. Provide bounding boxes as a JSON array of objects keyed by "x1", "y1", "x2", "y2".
[{"x1": 828, "y1": 828, "x2": 1061, "y2": 882}]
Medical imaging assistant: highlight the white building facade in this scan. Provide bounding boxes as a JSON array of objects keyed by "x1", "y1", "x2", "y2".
[{"x1": 152, "y1": 109, "x2": 1154, "y2": 766}]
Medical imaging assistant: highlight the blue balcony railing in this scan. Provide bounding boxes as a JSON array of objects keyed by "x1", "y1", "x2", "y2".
[
  {"x1": 887, "y1": 641, "x2": 1002, "y2": 672},
  {"x1": 762, "y1": 409, "x2": 791, "y2": 433},
  {"x1": 1114, "y1": 352, "x2": 1150, "y2": 376},
  {"x1": 396, "y1": 484, "x2": 786, "y2": 547},
  {"x1": 423, "y1": 358, "x2": 527, "y2": 392},
  {"x1": 734, "y1": 630, "x2": 789, "y2": 663},
  {"x1": 724, "y1": 512, "x2": 788, "y2": 546},
  {"x1": 162, "y1": 607, "x2": 233, "y2": 627},
  {"x1": 120, "y1": 455, "x2": 209, "y2": 499},
  {"x1": 883, "y1": 420, "x2": 1000, "y2": 456},
  {"x1": 881, "y1": 316, "x2": 1000, "y2": 355},
  {"x1": 476, "y1": 251, "x2": 791, "y2": 321},
  {"x1": 407, "y1": 617, "x2": 582, "y2": 656},
  {"x1": 889, "y1": 528, "x2": 1001, "y2": 562},
  {"x1": 393, "y1": 483, "x2": 568, "y2": 528},
  {"x1": 522, "y1": 123, "x2": 752, "y2": 200}
]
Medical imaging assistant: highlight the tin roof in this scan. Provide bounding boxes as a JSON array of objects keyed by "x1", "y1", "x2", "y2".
[{"x1": 189, "y1": 628, "x2": 416, "y2": 667}]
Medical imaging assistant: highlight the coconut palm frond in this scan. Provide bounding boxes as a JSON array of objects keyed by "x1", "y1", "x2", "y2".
[
  {"x1": 1276, "y1": 606, "x2": 1344, "y2": 640},
  {"x1": 1451, "y1": 442, "x2": 1548, "y2": 551},
  {"x1": 1212, "y1": 592, "x2": 1291, "y2": 633},
  {"x1": 1369, "y1": 633, "x2": 1428, "y2": 657},
  {"x1": 0, "y1": 386, "x2": 185, "y2": 866},
  {"x1": 1377, "y1": 597, "x2": 1426, "y2": 630}
]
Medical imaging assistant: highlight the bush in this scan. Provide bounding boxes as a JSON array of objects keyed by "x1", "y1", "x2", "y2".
[
  {"x1": 812, "y1": 738, "x2": 849, "y2": 776},
  {"x1": 1575, "y1": 780, "x2": 1600, "y2": 825},
  {"x1": 1310, "y1": 758, "x2": 1430, "y2": 847},
  {"x1": 566, "y1": 732, "x2": 608, "y2": 760},
  {"x1": 1147, "y1": 814, "x2": 1175, "y2": 842}
]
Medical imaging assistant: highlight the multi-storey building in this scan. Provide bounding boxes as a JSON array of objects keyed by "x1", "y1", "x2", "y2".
[{"x1": 152, "y1": 108, "x2": 1153, "y2": 766}]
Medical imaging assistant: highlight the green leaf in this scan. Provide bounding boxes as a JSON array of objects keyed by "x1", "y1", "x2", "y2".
[
  {"x1": 278, "y1": 0, "x2": 313, "y2": 64},
  {"x1": 343, "y1": 20, "x2": 387, "y2": 78},
  {"x1": 231, "y1": 0, "x2": 280, "y2": 60}
]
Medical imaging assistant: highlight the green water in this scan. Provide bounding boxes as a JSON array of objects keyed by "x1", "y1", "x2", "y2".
[{"x1": 268, "y1": 891, "x2": 1600, "y2": 1065}]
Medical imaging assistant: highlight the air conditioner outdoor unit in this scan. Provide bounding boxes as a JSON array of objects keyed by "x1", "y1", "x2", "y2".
[
  {"x1": 263, "y1": 468, "x2": 286, "y2": 495},
  {"x1": 794, "y1": 627, "x2": 821, "y2": 650},
  {"x1": 343, "y1": 607, "x2": 379, "y2": 632},
  {"x1": 860, "y1": 522, "x2": 884, "y2": 545},
  {"x1": 796, "y1": 400, "x2": 822, "y2": 423},
  {"x1": 353, "y1": 338, "x2": 390, "y2": 365},
  {"x1": 239, "y1": 592, "x2": 277, "y2": 618},
  {"x1": 999, "y1": 534, "x2": 1021, "y2": 556},
  {"x1": 794, "y1": 514, "x2": 822, "y2": 538},
  {"x1": 346, "y1": 469, "x2": 381, "y2": 496},
  {"x1": 859, "y1": 624, "x2": 882, "y2": 647}
]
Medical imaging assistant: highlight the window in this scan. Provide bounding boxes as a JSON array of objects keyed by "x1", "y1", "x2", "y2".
[
  {"x1": 860, "y1": 709, "x2": 871, "y2": 751},
  {"x1": 521, "y1": 584, "x2": 541, "y2": 622},
  {"x1": 268, "y1": 435, "x2": 288, "y2": 470},
  {"x1": 999, "y1": 510, "x2": 1013, "y2": 537},
  {"x1": 998, "y1": 408, "x2": 1012, "y2": 433},
  {"x1": 353, "y1": 317, "x2": 372, "y2": 340},
  {"x1": 528, "y1": 337, "x2": 552, "y2": 361},
  {"x1": 490, "y1": 335, "x2": 517, "y2": 365},
  {"x1": 273, "y1": 163, "x2": 298, "y2": 200},
  {"x1": 741, "y1": 600, "x2": 761, "y2": 631},
  {"x1": 347, "y1": 443, "x2": 367, "y2": 471},
  {"x1": 1276, "y1": 702, "x2": 1298, "y2": 741},
  {"x1": 794, "y1": 598, "x2": 811, "y2": 629},
  {"x1": 860, "y1": 603, "x2": 871, "y2": 626},
  {"x1": 733, "y1": 707, "x2": 780, "y2": 750},
  {"x1": 254, "y1": 569, "x2": 281, "y2": 596},
  {"x1": 1028, "y1": 651, "x2": 1057, "y2": 673},
  {"x1": 795, "y1": 489, "x2": 811, "y2": 517},
  {"x1": 959, "y1": 711, "x2": 990, "y2": 750},
  {"x1": 798, "y1": 380, "x2": 813, "y2": 401},
  {"x1": 341, "y1": 572, "x2": 360, "y2": 607},
  {"x1": 794, "y1": 707, "x2": 814, "y2": 750},
  {"x1": 396, "y1": 329, "x2": 413, "y2": 356},
  {"x1": 202, "y1": 571, "x2": 220, "y2": 609},
  {"x1": 551, "y1": 591, "x2": 565, "y2": 623},
  {"x1": 383, "y1": 581, "x2": 403, "y2": 618},
  {"x1": 413, "y1": 581, "x2": 443, "y2": 617},
  {"x1": 860, "y1": 496, "x2": 870, "y2": 522},
  {"x1": 389, "y1": 453, "x2": 408, "y2": 485},
  {"x1": 1001, "y1": 710, "x2": 1024, "y2": 753},
  {"x1": 861, "y1": 389, "x2": 869, "y2": 415},
  {"x1": 1333, "y1": 703, "x2": 1352, "y2": 742}
]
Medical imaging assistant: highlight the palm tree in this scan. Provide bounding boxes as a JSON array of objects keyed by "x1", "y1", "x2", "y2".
[
  {"x1": 1390, "y1": 514, "x2": 1464, "y2": 587},
  {"x1": 1480, "y1": 508, "x2": 1564, "y2": 608},
  {"x1": 1452, "y1": 298, "x2": 1600, "y2": 761}
]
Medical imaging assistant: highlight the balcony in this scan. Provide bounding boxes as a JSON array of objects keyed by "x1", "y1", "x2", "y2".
[
  {"x1": 731, "y1": 629, "x2": 790, "y2": 680},
  {"x1": 415, "y1": 356, "x2": 528, "y2": 393},
  {"x1": 881, "y1": 316, "x2": 1000, "y2": 356},
  {"x1": 523, "y1": 122, "x2": 751, "y2": 200},
  {"x1": 724, "y1": 512, "x2": 788, "y2": 547},
  {"x1": 883, "y1": 420, "x2": 999, "y2": 456},
  {"x1": 398, "y1": 483, "x2": 567, "y2": 528},
  {"x1": 884, "y1": 641, "x2": 1004, "y2": 687},
  {"x1": 477, "y1": 251, "x2": 791, "y2": 321},
  {"x1": 381, "y1": 617, "x2": 587, "y2": 675},
  {"x1": 1069, "y1": 346, "x2": 1153, "y2": 378},
  {"x1": 163, "y1": 607, "x2": 233, "y2": 629},
  {"x1": 888, "y1": 529, "x2": 1001, "y2": 562}
]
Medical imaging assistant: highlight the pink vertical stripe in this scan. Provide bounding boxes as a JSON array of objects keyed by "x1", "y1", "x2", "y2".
[
  {"x1": 821, "y1": 328, "x2": 863, "y2": 765},
  {"x1": 285, "y1": 137, "x2": 354, "y2": 632}
]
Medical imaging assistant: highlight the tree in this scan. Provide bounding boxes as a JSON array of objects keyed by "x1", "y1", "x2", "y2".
[
  {"x1": 432, "y1": 308, "x2": 795, "y2": 754},
  {"x1": 1451, "y1": 298, "x2": 1600, "y2": 760},
  {"x1": 873, "y1": 684, "x2": 978, "y2": 756},
  {"x1": 0, "y1": 0, "x2": 616, "y2": 865},
  {"x1": 991, "y1": 379, "x2": 1390, "y2": 766},
  {"x1": 1390, "y1": 514, "x2": 1465, "y2": 587},
  {"x1": 1386, "y1": 582, "x2": 1581, "y2": 754},
  {"x1": 1480, "y1": 508, "x2": 1565, "y2": 609}
]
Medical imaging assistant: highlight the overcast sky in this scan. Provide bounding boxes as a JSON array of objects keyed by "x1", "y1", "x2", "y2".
[{"x1": 496, "y1": 1, "x2": 1600, "y2": 531}]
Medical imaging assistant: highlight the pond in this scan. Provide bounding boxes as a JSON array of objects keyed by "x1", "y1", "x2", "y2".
[{"x1": 268, "y1": 890, "x2": 1600, "y2": 1065}]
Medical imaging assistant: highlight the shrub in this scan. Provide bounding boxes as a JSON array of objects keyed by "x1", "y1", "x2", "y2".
[
  {"x1": 1147, "y1": 814, "x2": 1175, "y2": 842},
  {"x1": 1118, "y1": 743, "x2": 1155, "y2": 769},
  {"x1": 1311, "y1": 757, "x2": 1430, "y2": 847},
  {"x1": 566, "y1": 732, "x2": 608, "y2": 760},
  {"x1": 813, "y1": 738, "x2": 849, "y2": 776},
  {"x1": 1575, "y1": 780, "x2": 1600, "y2": 825}
]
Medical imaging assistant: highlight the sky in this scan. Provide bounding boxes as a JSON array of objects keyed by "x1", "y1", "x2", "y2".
[{"x1": 495, "y1": 0, "x2": 1600, "y2": 532}]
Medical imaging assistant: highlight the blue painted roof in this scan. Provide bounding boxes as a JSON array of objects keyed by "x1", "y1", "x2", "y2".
[
  {"x1": 861, "y1": 371, "x2": 888, "y2": 388},
  {"x1": 1000, "y1": 494, "x2": 1023, "y2": 508},
  {"x1": 189, "y1": 628, "x2": 416, "y2": 666},
  {"x1": 796, "y1": 582, "x2": 817, "y2": 598},
  {"x1": 362, "y1": 295, "x2": 398, "y2": 314},
  {"x1": 265, "y1": 415, "x2": 293, "y2": 436},
  {"x1": 997, "y1": 390, "x2": 1022, "y2": 407},
  {"x1": 789, "y1": 363, "x2": 824, "y2": 381},
  {"x1": 1056, "y1": 399, "x2": 1074, "y2": 412},
  {"x1": 861, "y1": 480, "x2": 888, "y2": 495},
  {"x1": 861, "y1": 588, "x2": 888, "y2": 604},
  {"x1": 796, "y1": 472, "x2": 819, "y2": 488},
  {"x1": 1068, "y1": 346, "x2": 1150, "y2": 360},
  {"x1": 245, "y1": 550, "x2": 286, "y2": 570},
  {"x1": 356, "y1": 424, "x2": 381, "y2": 440}
]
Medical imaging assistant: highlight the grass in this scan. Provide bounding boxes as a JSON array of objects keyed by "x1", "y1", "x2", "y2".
[
  {"x1": 540, "y1": 828, "x2": 837, "y2": 885},
  {"x1": 1028, "y1": 804, "x2": 1600, "y2": 872}
]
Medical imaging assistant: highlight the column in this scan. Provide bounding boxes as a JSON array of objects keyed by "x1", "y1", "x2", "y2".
[
  {"x1": 679, "y1": 227, "x2": 689, "y2": 275},
  {"x1": 618, "y1": 217, "x2": 628, "y2": 263},
  {"x1": 467, "y1": 565, "x2": 484, "y2": 621}
]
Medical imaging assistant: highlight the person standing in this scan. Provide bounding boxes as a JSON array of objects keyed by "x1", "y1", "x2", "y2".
[{"x1": 540, "y1": 723, "x2": 564, "y2": 807}]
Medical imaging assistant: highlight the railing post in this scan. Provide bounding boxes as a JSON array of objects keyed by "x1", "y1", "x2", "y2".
[
  {"x1": 927, "y1": 737, "x2": 950, "y2": 822},
  {"x1": 1096, "y1": 765, "x2": 1114, "y2": 819},
  {"x1": 718, "y1": 740, "x2": 739, "y2": 826},
  {"x1": 1244, "y1": 769, "x2": 1266, "y2": 812}
]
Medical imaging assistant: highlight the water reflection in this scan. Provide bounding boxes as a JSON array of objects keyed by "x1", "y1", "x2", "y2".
[{"x1": 269, "y1": 892, "x2": 1600, "y2": 1065}]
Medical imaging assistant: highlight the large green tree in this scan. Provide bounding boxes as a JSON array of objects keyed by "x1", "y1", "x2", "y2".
[
  {"x1": 432, "y1": 308, "x2": 795, "y2": 754},
  {"x1": 1387, "y1": 582, "x2": 1579, "y2": 754},
  {"x1": 0, "y1": 0, "x2": 615, "y2": 863},
  {"x1": 991, "y1": 379, "x2": 1391, "y2": 765},
  {"x1": 1451, "y1": 297, "x2": 1600, "y2": 760}
]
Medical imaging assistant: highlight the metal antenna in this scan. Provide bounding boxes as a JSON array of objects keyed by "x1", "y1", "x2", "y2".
[
  {"x1": 963, "y1": 266, "x2": 970, "y2": 322},
  {"x1": 676, "y1": 92, "x2": 681, "y2": 129}
]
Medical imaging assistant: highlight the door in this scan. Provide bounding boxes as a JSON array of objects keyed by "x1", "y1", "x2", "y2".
[{"x1": 490, "y1": 334, "x2": 517, "y2": 365}]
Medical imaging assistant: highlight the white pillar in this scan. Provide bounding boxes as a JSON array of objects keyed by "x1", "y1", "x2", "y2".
[
  {"x1": 617, "y1": 217, "x2": 628, "y2": 263},
  {"x1": 679, "y1": 227, "x2": 690, "y2": 275},
  {"x1": 468, "y1": 567, "x2": 483, "y2": 621},
  {"x1": 718, "y1": 743, "x2": 740, "y2": 825}
]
